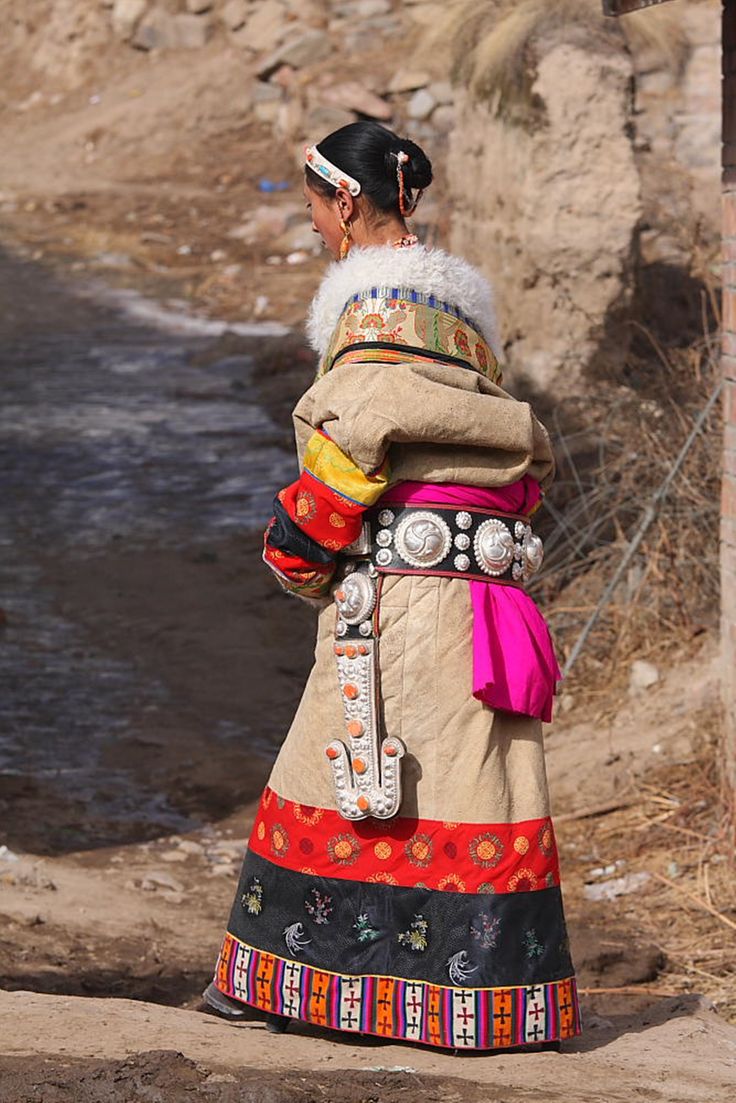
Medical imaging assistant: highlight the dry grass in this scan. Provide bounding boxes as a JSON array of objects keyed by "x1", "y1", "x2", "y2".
[
  {"x1": 423, "y1": 0, "x2": 688, "y2": 115},
  {"x1": 558, "y1": 710, "x2": 736, "y2": 1022},
  {"x1": 529, "y1": 311, "x2": 721, "y2": 708}
]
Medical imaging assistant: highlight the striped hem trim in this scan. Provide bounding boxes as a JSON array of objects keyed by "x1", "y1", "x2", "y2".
[{"x1": 215, "y1": 932, "x2": 581, "y2": 1050}]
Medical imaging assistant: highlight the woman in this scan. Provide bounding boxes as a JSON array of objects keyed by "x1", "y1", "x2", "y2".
[{"x1": 206, "y1": 121, "x2": 580, "y2": 1051}]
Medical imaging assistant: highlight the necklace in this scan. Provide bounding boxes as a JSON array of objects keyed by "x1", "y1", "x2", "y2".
[{"x1": 391, "y1": 234, "x2": 419, "y2": 249}]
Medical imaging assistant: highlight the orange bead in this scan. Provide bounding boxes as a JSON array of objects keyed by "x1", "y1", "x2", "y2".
[
  {"x1": 334, "y1": 645, "x2": 344, "y2": 656},
  {"x1": 384, "y1": 745, "x2": 398, "y2": 757},
  {"x1": 347, "y1": 719, "x2": 364, "y2": 738},
  {"x1": 358, "y1": 644, "x2": 368, "y2": 654},
  {"x1": 325, "y1": 746, "x2": 339, "y2": 760},
  {"x1": 335, "y1": 589, "x2": 346, "y2": 602},
  {"x1": 352, "y1": 757, "x2": 367, "y2": 774},
  {"x1": 343, "y1": 683, "x2": 359, "y2": 700},
  {"x1": 345, "y1": 644, "x2": 357, "y2": 658},
  {"x1": 357, "y1": 795, "x2": 371, "y2": 812}
]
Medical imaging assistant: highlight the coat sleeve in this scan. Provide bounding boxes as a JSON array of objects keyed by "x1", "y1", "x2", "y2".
[
  {"x1": 292, "y1": 360, "x2": 555, "y2": 488},
  {"x1": 262, "y1": 429, "x2": 390, "y2": 599}
]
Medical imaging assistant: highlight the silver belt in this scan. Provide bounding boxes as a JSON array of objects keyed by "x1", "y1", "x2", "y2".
[{"x1": 343, "y1": 502, "x2": 544, "y2": 586}]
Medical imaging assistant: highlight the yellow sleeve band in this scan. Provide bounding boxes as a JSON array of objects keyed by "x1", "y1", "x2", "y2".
[{"x1": 303, "y1": 431, "x2": 390, "y2": 507}]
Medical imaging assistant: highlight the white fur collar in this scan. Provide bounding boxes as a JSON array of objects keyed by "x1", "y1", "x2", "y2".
[{"x1": 305, "y1": 244, "x2": 501, "y2": 359}]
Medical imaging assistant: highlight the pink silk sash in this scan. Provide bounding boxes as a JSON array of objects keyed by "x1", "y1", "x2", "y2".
[{"x1": 381, "y1": 478, "x2": 561, "y2": 722}]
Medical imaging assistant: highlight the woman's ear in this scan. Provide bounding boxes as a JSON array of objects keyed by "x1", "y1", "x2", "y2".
[{"x1": 335, "y1": 187, "x2": 356, "y2": 221}]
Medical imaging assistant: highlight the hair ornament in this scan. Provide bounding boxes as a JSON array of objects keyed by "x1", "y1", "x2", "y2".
[
  {"x1": 394, "y1": 149, "x2": 422, "y2": 218},
  {"x1": 305, "y1": 145, "x2": 361, "y2": 196}
]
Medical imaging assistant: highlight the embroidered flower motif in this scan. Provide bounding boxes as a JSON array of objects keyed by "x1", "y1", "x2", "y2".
[
  {"x1": 284, "y1": 921, "x2": 311, "y2": 955},
  {"x1": 299, "y1": 837, "x2": 314, "y2": 854},
  {"x1": 360, "y1": 313, "x2": 386, "y2": 330},
  {"x1": 322, "y1": 538, "x2": 343, "y2": 551},
  {"x1": 478, "y1": 882, "x2": 497, "y2": 894},
  {"x1": 292, "y1": 803, "x2": 324, "y2": 827},
  {"x1": 353, "y1": 913, "x2": 380, "y2": 943},
  {"x1": 256, "y1": 821, "x2": 266, "y2": 842},
  {"x1": 437, "y1": 872, "x2": 466, "y2": 892},
  {"x1": 537, "y1": 821, "x2": 554, "y2": 857},
  {"x1": 513, "y1": 836, "x2": 530, "y2": 855},
  {"x1": 470, "y1": 912, "x2": 501, "y2": 950},
  {"x1": 453, "y1": 327, "x2": 471, "y2": 356},
  {"x1": 295, "y1": 490, "x2": 317, "y2": 522},
  {"x1": 447, "y1": 949, "x2": 478, "y2": 984},
  {"x1": 475, "y1": 341, "x2": 489, "y2": 370},
  {"x1": 327, "y1": 832, "x2": 361, "y2": 866},
  {"x1": 269, "y1": 823, "x2": 290, "y2": 859},
  {"x1": 328, "y1": 512, "x2": 346, "y2": 528},
  {"x1": 443, "y1": 841, "x2": 458, "y2": 860},
  {"x1": 373, "y1": 841, "x2": 393, "y2": 860},
  {"x1": 398, "y1": 914, "x2": 429, "y2": 952},
  {"x1": 523, "y1": 929, "x2": 544, "y2": 959},
  {"x1": 367, "y1": 871, "x2": 398, "y2": 885},
  {"x1": 507, "y1": 867, "x2": 538, "y2": 892},
  {"x1": 469, "y1": 832, "x2": 504, "y2": 869},
  {"x1": 404, "y1": 832, "x2": 433, "y2": 869},
  {"x1": 545, "y1": 871, "x2": 555, "y2": 888},
  {"x1": 304, "y1": 888, "x2": 333, "y2": 925},
  {"x1": 240, "y1": 877, "x2": 263, "y2": 915}
]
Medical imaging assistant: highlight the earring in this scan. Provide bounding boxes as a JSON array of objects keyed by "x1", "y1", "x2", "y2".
[{"x1": 339, "y1": 218, "x2": 352, "y2": 260}]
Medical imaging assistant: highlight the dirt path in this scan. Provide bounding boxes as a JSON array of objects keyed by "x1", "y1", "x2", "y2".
[{"x1": 1, "y1": 988, "x2": 735, "y2": 1103}]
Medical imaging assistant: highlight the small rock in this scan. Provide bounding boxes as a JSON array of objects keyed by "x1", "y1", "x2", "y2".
[
  {"x1": 173, "y1": 12, "x2": 213, "y2": 48},
  {"x1": 354, "y1": 0, "x2": 391, "y2": 15},
  {"x1": 160, "y1": 850, "x2": 189, "y2": 863},
  {"x1": 133, "y1": 9, "x2": 177, "y2": 50},
  {"x1": 112, "y1": 0, "x2": 147, "y2": 41},
  {"x1": 254, "y1": 99, "x2": 281, "y2": 124},
  {"x1": 140, "y1": 870, "x2": 185, "y2": 893},
  {"x1": 583, "y1": 871, "x2": 651, "y2": 902},
  {"x1": 258, "y1": 29, "x2": 333, "y2": 79},
  {"x1": 407, "y1": 87, "x2": 436, "y2": 121},
  {"x1": 303, "y1": 105, "x2": 354, "y2": 137},
  {"x1": 629, "y1": 659, "x2": 660, "y2": 694},
  {"x1": 221, "y1": 0, "x2": 248, "y2": 31},
  {"x1": 431, "y1": 105, "x2": 455, "y2": 134},
  {"x1": 558, "y1": 693, "x2": 575, "y2": 714},
  {"x1": 0, "y1": 845, "x2": 20, "y2": 862},
  {"x1": 236, "y1": 0, "x2": 287, "y2": 56},
  {"x1": 319, "y1": 81, "x2": 392, "y2": 121},
  {"x1": 429, "y1": 80, "x2": 454, "y2": 105},
  {"x1": 387, "y1": 69, "x2": 431, "y2": 95},
  {"x1": 286, "y1": 250, "x2": 309, "y2": 264},
  {"x1": 185, "y1": 0, "x2": 212, "y2": 12}
]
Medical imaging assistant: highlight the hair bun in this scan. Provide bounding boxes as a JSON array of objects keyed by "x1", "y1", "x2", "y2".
[{"x1": 393, "y1": 139, "x2": 433, "y2": 192}]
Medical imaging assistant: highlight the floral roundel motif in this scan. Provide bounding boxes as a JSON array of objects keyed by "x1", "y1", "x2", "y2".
[
  {"x1": 469, "y1": 832, "x2": 505, "y2": 869},
  {"x1": 478, "y1": 882, "x2": 496, "y2": 894},
  {"x1": 537, "y1": 820, "x2": 554, "y2": 857},
  {"x1": 270, "y1": 823, "x2": 290, "y2": 859},
  {"x1": 256, "y1": 820, "x2": 266, "y2": 842},
  {"x1": 404, "y1": 832, "x2": 433, "y2": 869},
  {"x1": 328, "y1": 512, "x2": 346, "y2": 529},
  {"x1": 514, "y1": 835, "x2": 530, "y2": 855},
  {"x1": 438, "y1": 873, "x2": 466, "y2": 892},
  {"x1": 327, "y1": 832, "x2": 361, "y2": 866},
  {"x1": 295, "y1": 490, "x2": 317, "y2": 523},
  {"x1": 368, "y1": 871, "x2": 398, "y2": 885},
  {"x1": 507, "y1": 867, "x2": 538, "y2": 892},
  {"x1": 373, "y1": 841, "x2": 393, "y2": 861},
  {"x1": 292, "y1": 803, "x2": 324, "y2": 827}
]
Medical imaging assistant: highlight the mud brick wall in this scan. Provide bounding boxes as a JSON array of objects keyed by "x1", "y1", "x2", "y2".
[{"x1": 722, "y1": 0, "x2": 736, "y2": 789}]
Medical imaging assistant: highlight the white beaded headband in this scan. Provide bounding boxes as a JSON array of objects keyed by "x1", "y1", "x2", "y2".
[{"x1": 305, "y1": 145, "x2": 362, "y2": 197}]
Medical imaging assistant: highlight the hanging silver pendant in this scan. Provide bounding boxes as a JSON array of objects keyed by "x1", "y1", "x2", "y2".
[{"x1": 325, "y1": 567, "x2": 405, "y2": 821}]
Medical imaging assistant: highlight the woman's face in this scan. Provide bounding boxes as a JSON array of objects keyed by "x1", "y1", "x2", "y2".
[{"x1": 303, "y1": 180, "x2": 345, "y2": 260}]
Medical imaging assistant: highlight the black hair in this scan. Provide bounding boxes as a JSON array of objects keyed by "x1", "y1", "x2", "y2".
[{"x1": 305, "y1": 120, "x2": 433, "y2": 216}]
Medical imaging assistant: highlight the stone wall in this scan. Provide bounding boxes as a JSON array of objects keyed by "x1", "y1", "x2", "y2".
[{"x1": 448, "y1": 0, "x2": 721, "y2": 392}]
